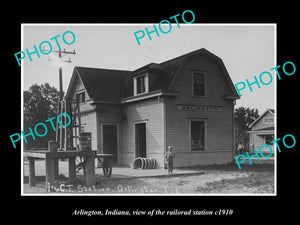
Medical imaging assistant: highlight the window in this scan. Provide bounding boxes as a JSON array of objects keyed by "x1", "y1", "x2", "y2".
[
  {"x1": 263, "y1": 117, "x2": 274, "y2": 124},
  {"x1": 265, "y1": 134, "x2": 274, "y2": 145},
  {"x1": 134, "y1": 74, "x2": 148, "y2": 95},
  {"x1": 76, "y1": 91, "x2": 85, "y2": 103},
  {"x1": 136, "y1": 76, "x2": 145, "y2": 94},
  {"x1": 190, "y1": 120, "x2": 205, "y2": 151},
  {"x1": 193, "y1": 72, "x2": 205, "y2": 96}
]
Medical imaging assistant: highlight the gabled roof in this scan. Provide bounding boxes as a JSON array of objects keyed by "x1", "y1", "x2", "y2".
[
  {"x1": 269, "y1": 109, "x2": 275, "y2": 114},
  {"x1": 249, "y1": 108, "x2": 275, "y2": 128},
  {"x1": 66, "y1": 48, "x2": 240, "y2": 103},
  {"x1": 123, "y1": 48, "x2": 240, "y2": 99},
  {"x1": 130, "y1": 63, "x2": 162, "y2": 75},
  {"x1": 65, "y1": 67, "x2": 131, "y2": 102}
]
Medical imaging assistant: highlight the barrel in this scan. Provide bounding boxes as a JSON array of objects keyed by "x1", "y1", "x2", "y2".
[{"x1": 79, "y1": 132, "x2": 92, "y2": 151}]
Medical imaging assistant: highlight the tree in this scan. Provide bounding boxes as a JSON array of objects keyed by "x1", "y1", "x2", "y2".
[
  {"x1": 23, "y1": 83, "x2": 60, "y2": 149},
  {"x1": 234, "y1": 107, "x2": 259, "y2": 151}
]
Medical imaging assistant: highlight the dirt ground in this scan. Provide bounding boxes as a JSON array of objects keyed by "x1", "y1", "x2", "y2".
[
  {"x1": 23, "y1": 162, "x2": 274, "y2": 194},
  {"x1": 97, "y1": 163, "x2": 274, "y2": 194}
]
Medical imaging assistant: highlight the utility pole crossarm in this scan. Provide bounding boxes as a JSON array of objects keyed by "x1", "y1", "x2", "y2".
[
  {"x1": 52, "y1": 49, "x2": 76, "y2": 55},
  {"x1": 42, "y1": 47, "x2": 76, "y2": 56},
  {"x1": 48, "y1": 58, "x2": 72, "y2": 63}
]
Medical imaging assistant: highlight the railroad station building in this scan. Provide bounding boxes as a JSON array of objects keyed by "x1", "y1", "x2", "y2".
[{"x1": 65, "y1": 48, "x2": 240, "y2": 167}]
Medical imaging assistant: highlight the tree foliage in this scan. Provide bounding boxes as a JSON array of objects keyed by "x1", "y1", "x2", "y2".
[
  {"x1": 23, "y1": 83, "x2": 59, "y2": 149},
  {"x1": 234, "y1": 107, "x2": 259, "y2": 148}
]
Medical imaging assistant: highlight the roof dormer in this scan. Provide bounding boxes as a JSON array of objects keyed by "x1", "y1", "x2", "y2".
[{"x1": 133, "y1": 73, "x2": 149, "y2": 96}]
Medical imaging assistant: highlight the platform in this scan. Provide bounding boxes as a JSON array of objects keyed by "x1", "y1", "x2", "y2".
[
  {"x1": 23, "y1": 160, "x2": 203, "y2": 181},
  {"x1": 24, "y1": 145, "x2": 97, "y2": 188}
]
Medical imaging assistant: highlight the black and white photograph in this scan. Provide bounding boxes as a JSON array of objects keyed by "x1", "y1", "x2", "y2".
[
  {"x1": 5, "y1": 5, "x2": 298, "y2": 223},
  {"x1": 20, "y1": 24, "x2": 276, "y2": 195}
]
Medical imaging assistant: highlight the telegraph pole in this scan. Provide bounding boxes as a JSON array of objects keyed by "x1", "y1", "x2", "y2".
[{"x1": 48, "y1": 48, "x2": 76, "y2": 149}]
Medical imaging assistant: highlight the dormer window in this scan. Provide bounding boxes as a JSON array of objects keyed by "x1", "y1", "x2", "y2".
[
  {"x1": 137, "y1": 76, "x2": 145, "y2": 94},
  {"x1": 134, "y1": 74, "x2": 149, "y2": 95}
]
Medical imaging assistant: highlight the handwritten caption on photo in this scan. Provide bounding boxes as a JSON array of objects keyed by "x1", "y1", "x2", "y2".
[{"x1": 47, "y1": 182, "x2": 178, "y2": 194}]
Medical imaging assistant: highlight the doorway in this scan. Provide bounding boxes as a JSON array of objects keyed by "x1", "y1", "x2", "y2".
[
  {"x1": 102, "y1": 124, "x2": 118, "y2": 163},
  {"x1": 135, "y1": 123, "x2": 146, "y2": 158}
]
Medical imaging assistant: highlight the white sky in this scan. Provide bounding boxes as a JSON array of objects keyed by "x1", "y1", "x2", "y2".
[{"x1": 22, "y1": 24, "x2": 275, "y2": 114}]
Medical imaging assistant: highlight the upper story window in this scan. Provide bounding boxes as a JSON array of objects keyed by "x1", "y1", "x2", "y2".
[
  {"x1": 137, "y1": 76, "x2": 145, "y2": 94},
  {"x1": 193, "y1": 72, "x2": 205, "y2": 97},
  {"x1": 263, "y1": 117, "x2": 274, "y2": 125},
  {"x1": 76, "y1": 91, "x2": 85, "y2": 103},
  {"x1": 134, "y1": 74, "x2": 149, "y2": 95}
]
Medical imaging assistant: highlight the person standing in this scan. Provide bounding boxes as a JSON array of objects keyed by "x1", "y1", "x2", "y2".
[{"x1": 165, "y1": 146, "x2": 175, "y2": 175}]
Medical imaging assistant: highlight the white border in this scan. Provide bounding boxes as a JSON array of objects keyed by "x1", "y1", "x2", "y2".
[
  {"x1": 21, "y1": 23, "x2": 277, "y2": 196},
  {"x1": 274, "y1": 23, "x2": 277, "y2": 196}
]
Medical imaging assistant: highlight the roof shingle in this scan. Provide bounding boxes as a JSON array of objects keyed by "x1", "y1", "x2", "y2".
[{"x1": 74, "y1": 67, "x2": 130, "y2": 102}]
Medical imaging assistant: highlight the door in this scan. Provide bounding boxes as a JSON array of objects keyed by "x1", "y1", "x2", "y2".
[
  {"x1": 102, "y1": 124, "x2": 118, "y2": 163},
  {"x1": 135, "y1": 123, "x2": 146, "y2": 158}
]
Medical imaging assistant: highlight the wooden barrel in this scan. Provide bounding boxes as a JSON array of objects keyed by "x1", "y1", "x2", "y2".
[{"x1": 79, "y1": 132, "x2": 92, "y2": 151}]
